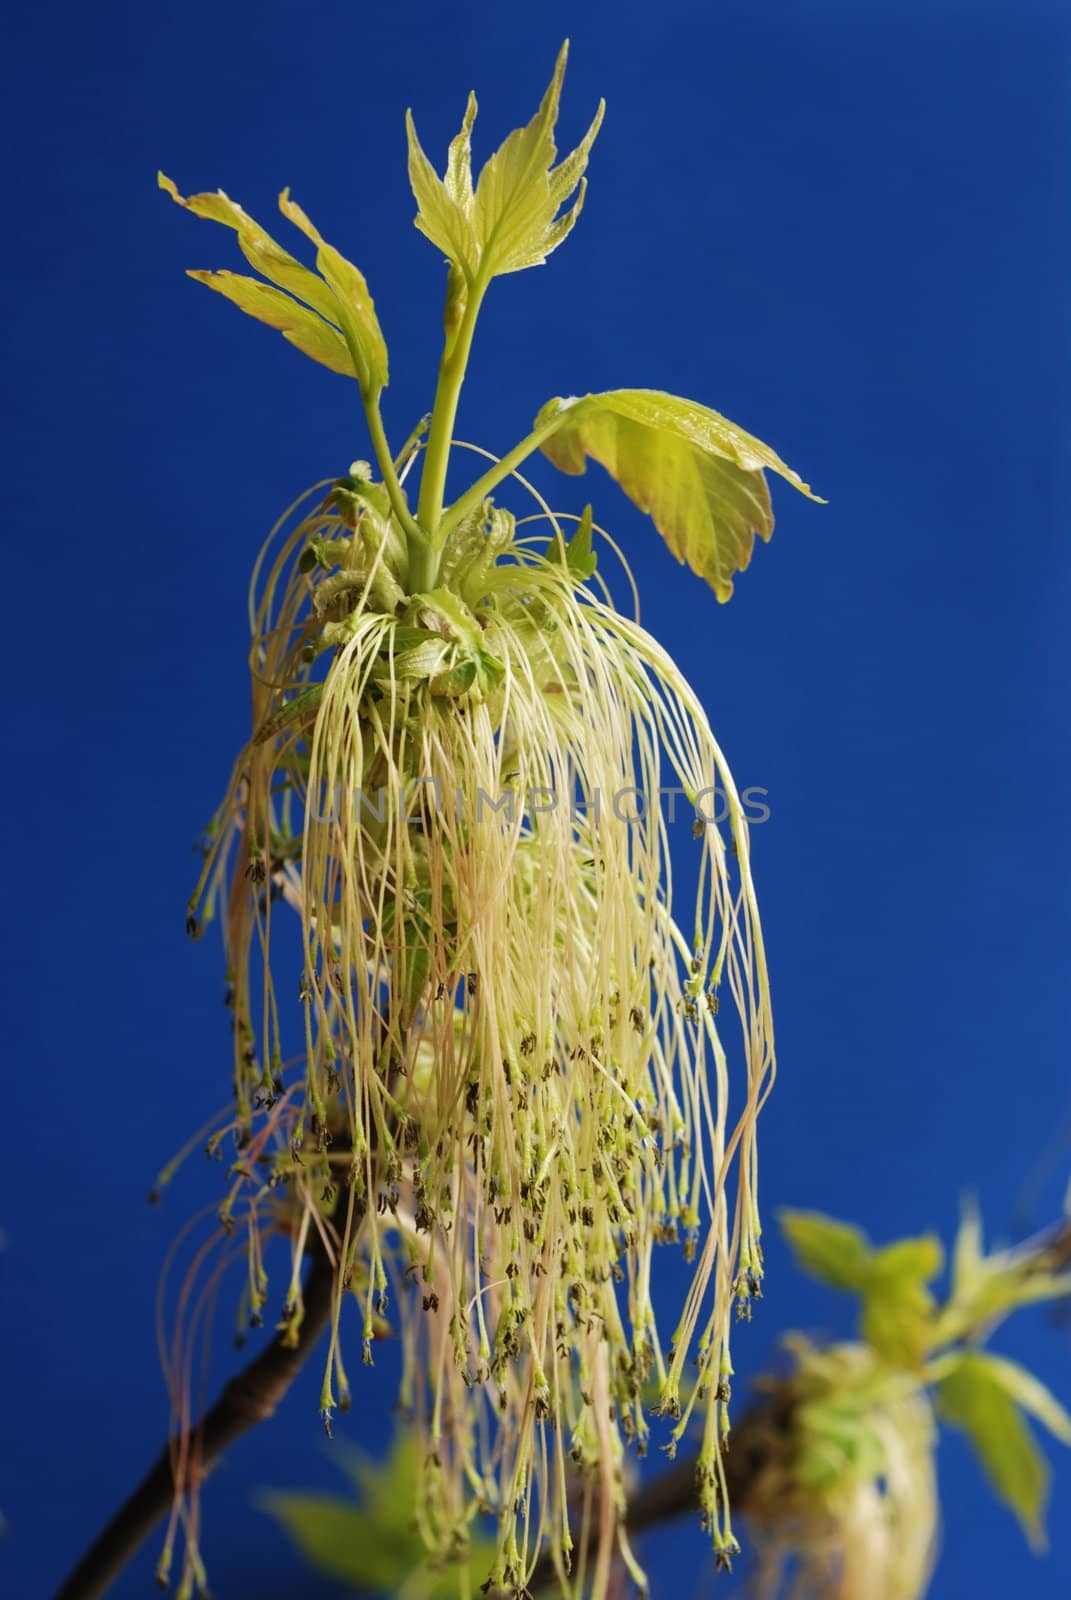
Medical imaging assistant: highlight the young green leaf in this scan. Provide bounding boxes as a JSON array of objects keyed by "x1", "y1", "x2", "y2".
[
  {"x1": 971, "y1": 1352, "x2": 1071, "y2": 1447},
  {"x1": 259, "y1": 1493, "x2": 413, "y2": 1591},
  {"x1": 185, "y1": 271, "x2": 354, "y2": 378},
  {"x1": 951, "y1": 1196, "x2": 985, "y2": 1300},
  {"x1": 872, "y1": 1235, "x2": 944, "y2": 1284},
  {"x1": 405, "y1": 42, "x2": 604, "y2": 286},
  {"x1": 783, "y1": 1213, "x2": 942, "y2": 1367},
  {"x1": 780, "y1": 1209, "x2": 873, "y2": 1293},
  {"x1": 278, "y1": 190, "x2": 389, "y2": 394},
  {"x1": 938, "y1": 1351, "x2": 1052, "y2": 1549},
  {"x1": 545, "y1": 503, "x2": 597, "y2": 578},
  {"x1": 860, "y1": 1254, "x2": 940, "y2": 1370},
  {"x1": 261, "y1": 1432, "x2": 497, "y2": 1596},
  {"x1": 405, "y1": 93, "x2": 480, "y2": 279},
  {"x1": 159, "y1": 172, "x2": 388, "y2": 395},
  {"x1": 535, "y1": 389, "x2": 822, "y2": 601},
  {"x1": 158, "y1": 173, "x2": 341, "y2": 322},
  {"x1": 943, "y1": 1202, "x2": 1071, "y2": 1337}
]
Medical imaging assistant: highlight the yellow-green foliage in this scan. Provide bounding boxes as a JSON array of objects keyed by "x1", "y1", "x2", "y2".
[{"x1": 761, "y1": 1205, "x2": 1071, "y2": 1598}]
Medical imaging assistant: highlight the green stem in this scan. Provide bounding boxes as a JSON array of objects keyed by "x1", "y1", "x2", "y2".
[
  {"x1": 415, "y1": 279, "x2": 487, "y2": 568},
  {"x1": 363, "y1": 394, "x2": 423, "y2": 542},
  {"x1": 437, "y1": 408, "x2": 567, "y2": 541},
  {"x1": 361, "y1": 392, "x2": 430, "y2": 586}
]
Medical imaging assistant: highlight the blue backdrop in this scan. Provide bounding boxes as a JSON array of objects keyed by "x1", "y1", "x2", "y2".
[{"x1": 3, "y1": 1, "x2": 1070, "y2": 1595}]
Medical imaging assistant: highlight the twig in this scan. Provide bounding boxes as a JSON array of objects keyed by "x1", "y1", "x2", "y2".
[{"x1": 54, "y1": 1188, "x2": 352, "y2": 1600}]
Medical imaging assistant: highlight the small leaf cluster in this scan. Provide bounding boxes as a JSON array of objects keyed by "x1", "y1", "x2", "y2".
[
  {"x1": 781, "y1": 1204, "x2": 1071, "y2": 1548},
  {"x1": 161, "y1": 46, "x2": 819, "y2": 601}
]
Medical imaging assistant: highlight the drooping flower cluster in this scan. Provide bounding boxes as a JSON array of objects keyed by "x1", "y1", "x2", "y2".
[{"x1": 183, "y1": 465, "x2": 774, "y2": 1594}]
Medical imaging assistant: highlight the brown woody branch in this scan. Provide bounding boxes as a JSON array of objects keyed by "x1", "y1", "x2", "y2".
[{"x1": 54, "y1": 1215, "x2": 344, "y2": 1600}]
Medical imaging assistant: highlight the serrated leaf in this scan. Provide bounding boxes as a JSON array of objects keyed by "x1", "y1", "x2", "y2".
[
  {"x1": 158, "y1": 173, "x2": 341, "y2": 324},
  {"x1": 938, "y1": 1351, "x2": 1051, "y2": 1549},
  {"x1": 780, "y1": 1210, "x2": 873, "y2": 1292},
  {"x1": 159, "y1": 172, "x2": 387, "y2": 394},
  {"x1": 406, "y1": 42, "x2": 603, "y2": 285},
  {"x1": 406, "y1": 96, "x2": 480, "y2": 277},
  {"x1": 185, "y1": 271, "x2": 354, "y2": 377},
  {"x1": 536, "y1": 389, "x2": 821, "y2": 601},
  {"x1": 278, "y1": 190, "x2": 389, "y2": 393}
]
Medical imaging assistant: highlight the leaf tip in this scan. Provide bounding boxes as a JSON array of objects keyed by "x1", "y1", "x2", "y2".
[{"x1": 543, "y1": 39, "x2": 570, "y2": 114}]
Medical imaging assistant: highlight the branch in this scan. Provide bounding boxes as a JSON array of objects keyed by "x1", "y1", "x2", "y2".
[{"x1": 54, "y1": 1191, "x2": 351, "y2": 1600}]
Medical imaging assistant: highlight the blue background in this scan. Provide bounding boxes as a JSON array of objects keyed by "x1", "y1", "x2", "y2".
[{"x1": 3, "y1": 1, "x2": 1070, "y2": 1595}]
